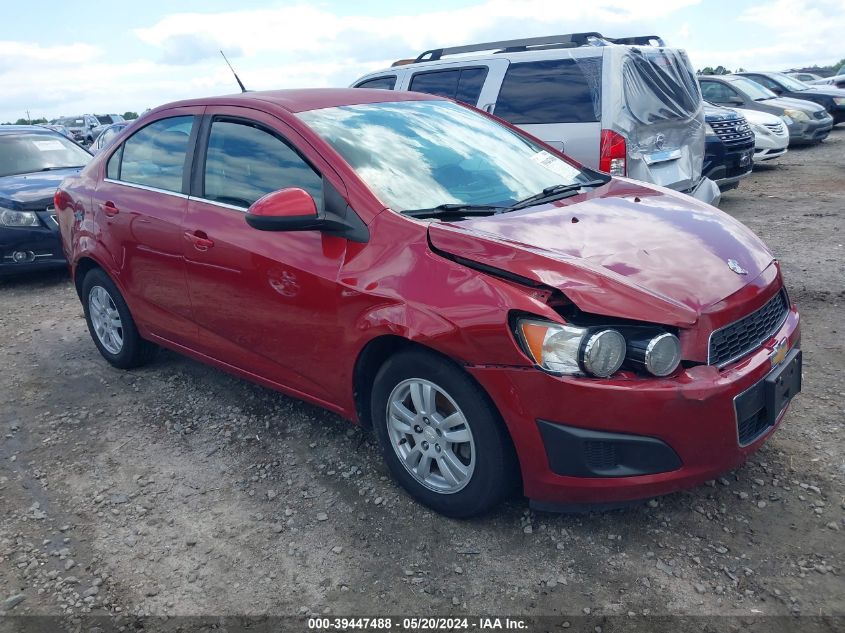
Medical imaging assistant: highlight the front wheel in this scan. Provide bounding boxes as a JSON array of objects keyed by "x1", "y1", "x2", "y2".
[{"x1": 371, "y1": 349, "x2": 517, "y2": 517}]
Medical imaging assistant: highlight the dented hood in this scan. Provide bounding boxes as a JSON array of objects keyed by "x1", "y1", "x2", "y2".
[{"x1": 427, "y1": 179, "x2": 775, "y2": 327}]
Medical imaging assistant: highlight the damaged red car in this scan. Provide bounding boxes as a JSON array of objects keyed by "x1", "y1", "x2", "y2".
[{"x1": 56, "y1": 89, "x2": 801, "y2": 517}]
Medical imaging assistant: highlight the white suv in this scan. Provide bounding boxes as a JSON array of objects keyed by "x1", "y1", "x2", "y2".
[{"x1": 353, "y1": 33, "x2": 718, "y2": 205}]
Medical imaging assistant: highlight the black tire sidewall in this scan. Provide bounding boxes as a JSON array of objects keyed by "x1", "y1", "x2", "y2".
[
  {"x1": 81, "y1": 269, "x2": 149, "y2": 369},
  {"x1": 372, "y1": 350, "x2": 515, "y2": 518}
]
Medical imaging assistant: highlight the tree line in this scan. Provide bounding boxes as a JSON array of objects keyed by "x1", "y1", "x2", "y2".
[{"x1": 2, "y1": 111, "x2": 140, "y2": 125}]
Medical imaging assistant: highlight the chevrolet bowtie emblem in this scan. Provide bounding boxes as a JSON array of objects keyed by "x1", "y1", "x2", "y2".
[
  {"x1": 727, "y1": 259, "x2": 747, "y2": 275},
  {"x1": 770, "y1": 338, "x2": 789, "y2": 367}
]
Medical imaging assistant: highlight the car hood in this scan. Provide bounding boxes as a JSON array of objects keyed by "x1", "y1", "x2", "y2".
[
  {"x1": 764, "y1": 96, "x2": 827, "y2": 113},
  {"x1": 794, "y1": 86, "x2": 845, "y2": 98},
  {"x1": 733, "y1": 108, "x2": 784, "y2": 125},
  {"x1": 0, "y1": 168, "x2": 82, "y2": 210},
  {"x1": 427, "y1": 179, "x2": 775, "y2": 327}
]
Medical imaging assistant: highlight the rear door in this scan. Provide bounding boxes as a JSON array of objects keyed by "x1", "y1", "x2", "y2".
[
  {"x1": 483, "y1": 51, "x2": 602, "y2": 158},
  {"x1": 94, "y1": 109, "x2": 202, "y2": 344}
]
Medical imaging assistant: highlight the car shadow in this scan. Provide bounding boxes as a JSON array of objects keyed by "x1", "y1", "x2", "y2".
[{"x1": 0, "y1": 268, "x2": 70, "y2": 290}]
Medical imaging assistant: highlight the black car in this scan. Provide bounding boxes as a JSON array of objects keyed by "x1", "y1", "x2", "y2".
[
  {"x1": 703, "y1": 104, "x2": 755, "y2": 193},
  {"x1": 0, "y1": 126, "x2": 91, "y2": 275},
  {"x1": 736, "y1": 72, "x2": 845, "y2": 124}
]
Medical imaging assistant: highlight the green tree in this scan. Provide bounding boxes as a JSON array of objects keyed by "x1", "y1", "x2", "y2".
[
  {"x1": 14, "y1": 117, "x2": 47, "y2": 125},
  {"x1": 122, "y1": 111, "x2": 139, "y2": 120}
]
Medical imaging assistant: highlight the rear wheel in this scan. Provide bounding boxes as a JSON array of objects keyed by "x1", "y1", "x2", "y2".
[
  {"x1": 81, "y1": 268, "x2": 157, "y2": 369},
  {"x1": 372, "y1": 349, "x2": 517, "y2": 517}
]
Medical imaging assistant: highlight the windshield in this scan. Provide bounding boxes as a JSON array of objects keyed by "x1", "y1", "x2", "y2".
[
  {"x1": 56, "y1": 117, "x2": 85, "y2": 128},
  {"x1": 729, "y1": 77, "x2": 778, "y2": 101},
  {"x1": 96, "y1": 116, "x2": 112, "y2": 124},
  {"x1": 0, "y1": 133, "x2": 91, "y2": 177},
  {"x1": 298, "y1": 100, "x2": 590, "y2": 213},
  {"x1": 768, "y1": 72, "x2": 810, "y2": 91}
]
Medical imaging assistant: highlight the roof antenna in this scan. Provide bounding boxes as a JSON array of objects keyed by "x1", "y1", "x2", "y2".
[{"x1": 220, "y1": 50, "x2": 247, "y2": 93}]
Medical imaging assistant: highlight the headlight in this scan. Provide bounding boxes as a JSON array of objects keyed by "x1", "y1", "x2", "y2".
[
  {"x1": 516, "y1": 319, "x2": 625, "y2": 377},
  {"x1": 833, "y1": 97, "x2": 845, "y2": 106},
  {"x1": 704, "y1": 122, "x2": 716, "y2": 136},
  {"x1": 627, "y1": 332, "x2": 682, "y2": 377},
  {"x1": 0, "y1": 208, "x2": 40, "y2": 227},
  {"x1": 781, "y1": 115, "x2": 793, "y2": 125},
  {"x1": 784, "y1": 108, "x2": 810, "y2": 123},
  {"x1": 750, "y1": 122, "x2": 769, "y2": 136}
]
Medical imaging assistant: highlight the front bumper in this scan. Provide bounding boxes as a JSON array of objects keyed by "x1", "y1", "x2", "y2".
[
  {"x1": 787, "y1": 117, "x2": 834, "y2": 143},
  {"x1": 467, "y1": 305, "x2": 800, "y2": 508},
  {"x1": 0, "y1": 212, "x2": 66, "y2": 276}
]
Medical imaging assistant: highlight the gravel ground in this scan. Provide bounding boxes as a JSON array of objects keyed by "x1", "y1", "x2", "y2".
[{"x1": 1, "y1": 128, "x2": 843, "y2": 632}]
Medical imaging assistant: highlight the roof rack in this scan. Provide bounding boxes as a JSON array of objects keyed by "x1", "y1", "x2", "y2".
[{"x1": 413, "y1": 33, "x2": 666, "y2": 63}]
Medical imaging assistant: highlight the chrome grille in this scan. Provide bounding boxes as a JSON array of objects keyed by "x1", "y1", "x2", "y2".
[
  {"x1": 763, "y1": 122, "x2": 785, "y2": 135},
  {"x1": 709, "y1": 290, "x2": 789, "y2": 367},
  {"x1": 709, "y1": 118, "x2": 755, "y2": 146}
]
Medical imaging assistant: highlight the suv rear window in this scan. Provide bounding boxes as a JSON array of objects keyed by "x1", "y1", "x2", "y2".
[
  {"x1": 409, "y1": 67, "x2": 489, "y2": 105},
  {"x1": 493, "y1": 58, "x2": 602, "y2": 124},
  {"x1": 622, "y1": 49, "x2": 701, "y2": 123}
]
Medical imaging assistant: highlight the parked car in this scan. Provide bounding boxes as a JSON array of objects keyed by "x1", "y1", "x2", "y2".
[
  {"x1": 352, "y1": 33, "x2": 719, "y2": 206},
  {"x1": 56, "y1": 89, "x2": 801, "y2": 516},
  {"x1": 0, "y1": 126, "x2": 91, "y2": 275},
  {"x1": 732, "y1": 108, "x2": 789, "y2": 163},
  {"x1": 810, "y1": 74, "x2": 845, "y2": 90},
  {"x1": 95, "y1": 114, "x2": 126, "y2": 126},
  {"x1": 735, "y1": 72, "x2": 845, "y2": 124},
  {"x1": 90, "y1": 121, "x2": 131, "y2": 154},
  {"x1": 38, "y1": 124, "x2": 75, "y2": 141},
  {"x1": 785, "y1": 72, "x2": 822, "y2": 82},
  {"x1": 698, "y1": 75, "x2": 833, "y2": 144},
  {"x1": 702, "y1": 104, "x2": 754, "y2": 192}
]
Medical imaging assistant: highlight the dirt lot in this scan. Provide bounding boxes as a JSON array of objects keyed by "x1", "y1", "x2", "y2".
[{"x1": 1, "y1": 129, "x2": 843, "y2": 632}]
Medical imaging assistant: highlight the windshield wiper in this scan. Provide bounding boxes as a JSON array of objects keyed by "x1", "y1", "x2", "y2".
[
  {"x1": 403, "y1": 203, "x2": 504, "y2": 219},
  {"x1": 505, "y1": 179, "x2": 606, "y2": 211}
]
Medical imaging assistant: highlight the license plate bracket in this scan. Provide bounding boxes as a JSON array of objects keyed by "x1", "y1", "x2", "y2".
[{"x1": 764, "y1": 348, "x2": 802, "y2": 419}]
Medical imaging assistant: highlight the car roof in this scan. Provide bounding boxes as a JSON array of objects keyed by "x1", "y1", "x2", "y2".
[
  {"x1": 150, "y1": 88, "x2": 442, "y2": 116},
  {"x1": 0, "y1": 125, "x2": 58, "y2": 136}
]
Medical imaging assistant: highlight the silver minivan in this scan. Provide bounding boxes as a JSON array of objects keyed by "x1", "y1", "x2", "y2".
[{"x1": 352, "y1": 33, "x2": 718, "y2": 205}]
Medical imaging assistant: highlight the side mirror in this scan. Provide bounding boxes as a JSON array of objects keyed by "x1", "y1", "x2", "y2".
[{"x1": 245, "y1": 188, "x2": 321, "y2": 232}]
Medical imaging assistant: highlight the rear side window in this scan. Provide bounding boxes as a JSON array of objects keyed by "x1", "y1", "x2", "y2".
[
  {"x1": 111, "y1": 116, "x2": 194, "y2": 193},
  {"x1": 203, "y1": 120, "x2": 323, "y2": 209},
  {"x1": 494, "y1": 59, "x2": 602, "y2": 124},
  {"x1": 409, "y1": 67, "x2": 489, "y2": 105},
  {"x1": 355, "y1": 76, "x2": 397, "y2": 90}
]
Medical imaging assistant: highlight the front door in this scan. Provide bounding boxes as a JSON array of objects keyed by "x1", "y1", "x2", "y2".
[{"x1": 182, "y1": 108, "x2": 350, "y2": 403}]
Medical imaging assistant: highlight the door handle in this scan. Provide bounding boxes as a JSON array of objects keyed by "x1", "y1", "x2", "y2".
[
  {"x1": 100, "y1": 201, "x2": 119, "y2": 217},
  {"x1": 184, "y1": 230, "x2": 214, "y2": 251}
]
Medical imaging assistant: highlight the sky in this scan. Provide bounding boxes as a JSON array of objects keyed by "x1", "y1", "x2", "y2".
[{"x1": 1, "y1": 0, "x2": 843, "y2": 123}]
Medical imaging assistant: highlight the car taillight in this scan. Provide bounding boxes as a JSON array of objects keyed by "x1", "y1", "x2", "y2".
[{"x1": 599, "y1": 129, "x2": 627, "y2": 176}]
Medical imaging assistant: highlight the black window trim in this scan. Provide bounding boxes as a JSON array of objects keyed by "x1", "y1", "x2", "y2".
[
  {"x1": 104, "y1": 114, "x2": 199, "y2": 196},
  {"x1": 354, "y1": 74, "x2": 398, "y2": 90},
  {"x1": 190, "y1": 114, "x2": 324, "y2": 211}
]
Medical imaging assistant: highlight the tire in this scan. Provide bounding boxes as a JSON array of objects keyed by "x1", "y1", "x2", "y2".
[
  {"x1": 371, "y1": 349, "x2": 518, "y2": 518},
  {"x1": 81, "y1": 268, "x2": 157, "y2": 369}
]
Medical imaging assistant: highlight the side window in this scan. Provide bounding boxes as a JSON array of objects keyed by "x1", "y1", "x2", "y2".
[
  {"x1": 114, "y1": 116, "x2": 194, "y2": 193},
  {"x1": 700, "y1": 81, "x2": 734, "y2": 103},
  {"x1": 409, "y1": 67, "x2": 489, "y2": 105},
  {"x1": 355, "y1": 76, "x2": 397, "y2": 90},
  {"x1": 494, "y1": 58, "x2": 602, "y2": 124},
  {"x1": 409, "y1": 70, "x2": 460, "y2": 99},
  {"x1": 203, "y1": 120, "x2": 323, "y2": 209}
]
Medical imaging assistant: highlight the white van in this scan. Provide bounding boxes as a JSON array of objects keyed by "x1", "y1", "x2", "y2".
[{"x1": 352, "y1": 33, "x2": 718, "y2": 205}]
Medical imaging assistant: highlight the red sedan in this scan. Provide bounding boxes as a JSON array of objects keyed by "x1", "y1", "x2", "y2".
[{"x1": 55, "y1": 89, "x2": 801, "y2": 517}]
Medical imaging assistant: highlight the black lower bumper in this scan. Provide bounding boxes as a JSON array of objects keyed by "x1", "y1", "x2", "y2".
[{"x1": 536, "y1": 421, "x2": 682, "y2": 478}]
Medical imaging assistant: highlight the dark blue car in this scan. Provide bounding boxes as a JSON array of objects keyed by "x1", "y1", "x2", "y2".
[
  {"x1": 703, "y1": 104, "x2": 755, "y2": 193},
  {"x1": 0, "y1": 126, "x2": 91, "y2": 275}
]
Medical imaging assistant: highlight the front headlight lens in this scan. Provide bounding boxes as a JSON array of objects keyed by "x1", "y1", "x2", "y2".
[
  {"x1": 833, "y1": 97, "x2": 845, "y2": 106},
  {"x1": 0, "y1": 208, "x2": 40, "y2": 227},
  {"x1": 518, "y1": 319, "x2": 585, "y2": 374},
  {"x1": 750, "y1": 122, "x2": 769, "y2": 136},
  {"x1": 644, "y1": 333, "x2": 682, "y2": 376},
  {"x1": 704, "y1": 122, "x2": 716, "y2": 136},
  {"x1": 582, "y1": 330, "x2": 626, "y2": 378},
  {"x1": 516, "y1": 319, "x2": 625, "y2": 377},
  {"x1": 784, "y1": 108, "x2": 810, "y2": 122}
]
